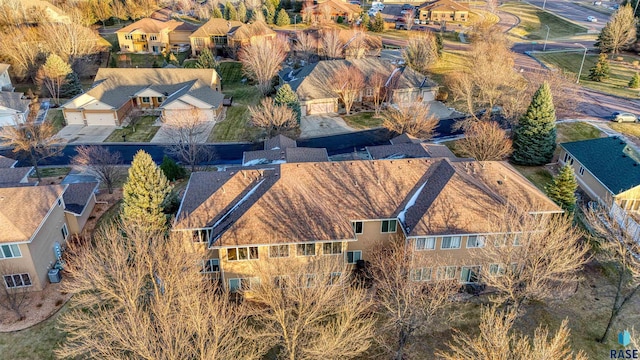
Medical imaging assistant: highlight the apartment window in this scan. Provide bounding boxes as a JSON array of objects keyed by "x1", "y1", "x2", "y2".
[
  {"x1": 415, "y1": 237, "x2": 435, "y2": 251},
  {"x1": 489, "y1": 263, "x2": 505, "y2": 276},
  {"x1": 353, "y1": 221, "x2": 363, "y2": 234},
  {"x1": 227, "y1": 246, "x2": 259, "y2": 261},
  {"x1": 141, "y1": 97, "x2": 150, "y2": 103},
  {"x1": 579, "y1": 166, "x2": 585, "y2": 176},
  {"x1": 305, "y1": 274, "x2": 316, "y2": 288},
  {"x1": 437, "y1": 266, "x2": 457, "y2": 280},
  {"x1": 202, "y1": 259, "x2": 220, "y2": 273},
  {"x1": 297, "y1": 243, "x2": 316, "y2": 256},
  {"x1": 274, "y1": 275, "x2": 289, "y2": 288},
  {"x1": 466, "y1": 235, "x2": 485, "y2": 248},
  {"x1": 4, "y1": 273, "x2": 31, "y2": 289},
  {"x1": 460, "y1": 266, "x2": 481, "y2": 283},
  {"x1": 441, "y1": 236, "x2": 461, "y2": 249},
  {"x1": 346, "y1": 251, "x2": 362, "y2": 264},
  {"x1": 124, "y1": 34, "x2": 132, "y2": 40},
  {"x1": 0, "y1": 244, "x2": 21, "y2": 259},
  {"x1": 329, "y1": 272, "x2": 342, "y2": 285},
  {"x1": 192, "y1": 229, "x2": 211, "y2": 243},
  {"x1": 323, "y1": 242, "x2": 342, "y2": 255},
  {"x1": 269, "y1": 245, "x2": 289, "y2": 258},
  {"x1": 513, "y1": 234, "x2": 521, "y2": 246},
  {"x1": 157, "y1": 97, "x2": 163, "y2": 103},
  {"x1": 61, "y1": 224, "x2": 68, "y2": 240},
  {"x1": 365, "y1": 88, "x2": 374, "y2": 97},
  {"x1": 381, "y1": 220, "x2": 397, "y2": 233},
  {"x1": 228, "y1": 277, "x2": 259, "y2": 292},
  {"x1": 150, "y1": 35, "x2": 157, "y2": 41},
  {"x1": 411, "y1": 267, "x2": 432, "y2": 281},
  {"x1": 141, "y1": 34, "x2": 147, "y2": 40}
]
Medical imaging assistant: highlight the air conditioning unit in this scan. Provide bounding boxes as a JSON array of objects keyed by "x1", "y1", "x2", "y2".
[{"x1": 48, "y1": 268, "x2": 62, "y2": 284}]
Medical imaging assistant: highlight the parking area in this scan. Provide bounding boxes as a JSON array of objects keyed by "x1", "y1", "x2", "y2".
[{"x1": 56, "y1": 125, "x2": 117, "y2": 143}]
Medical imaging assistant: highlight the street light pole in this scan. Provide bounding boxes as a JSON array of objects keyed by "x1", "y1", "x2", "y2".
[
  {"x1": 543, "y1": 24, "x2": 550, "y2": 51},
  {"x1": 576, "y1": 43, "x2": 588, "y2": 84},
  {"x1": 542, "y1": 0, "x2": 547, "y2": 9}
]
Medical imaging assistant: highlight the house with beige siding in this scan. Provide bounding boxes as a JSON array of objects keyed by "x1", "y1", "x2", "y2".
[
  {"x1": 63, "y1": 182, "x2": 99, "y2": 235},
  {"x1": 116, "y1": 18, "x2": 196, "y2": 54},
  {"x1": 417, "y1": 0, "x2": 470, "y2": 22},
  {"x1": 189, "y1": 19, "x2": 276, "y2": 57},
  {"x1": 61, "y1": 68, "x2": 223, "y2": 126},
  {"x1": 174, "y1": 158, "x2": 560, "y2": 291}
]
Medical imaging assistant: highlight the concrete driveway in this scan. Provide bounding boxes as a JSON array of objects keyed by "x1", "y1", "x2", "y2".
[
  {"x1": 57, "y1": 125, "x2": 116, "y2": 143},
  {"x1": 300, "y1": 115, "x2": 356, "y2": 138},
  {"x1": 150, "y1": 121, "x2": 215, "y2": 143}
]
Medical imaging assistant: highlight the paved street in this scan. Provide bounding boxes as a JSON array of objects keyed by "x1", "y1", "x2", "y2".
[{"x1": 525, "y1": 0, "x2": 607, "y2": 30}]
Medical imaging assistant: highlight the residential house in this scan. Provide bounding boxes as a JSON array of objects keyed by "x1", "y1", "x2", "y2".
[
  {"x1": 0, "y1": 167, "x2": 33, "y2": 187},
  {"x1": 417, "y1": 0, "x2": 470, "y2": 22},
  {"x1": 302, "y1": 0, "x2": 362, "y2": 23},
  {"x1": 278, "y1": 58, "x2": 438, "y2": 115},
  {"x1": 0, "y1": 155, "x2": 17, "y2": 169},
  {"x1": 0, "y1": 92, "x2": 30, "y2": 126},
  {"x1": 61, "y1": 68, "x2": 223, "y2": 126},
  {"x1": 366, "y1": 133, "x2": 456, "y2": 159},
  {"x1": 116, "y1": 18, "x2": 197, "y2": 54},
  {"x1": 293, "y1": 28, "x2": 382, "y2": 60},
  {"x1": 242, "y1": 135, "x2": 329, "y2": 166},
  {"x1": 62, "y1": 182, "x2": 99, "y2": 235},
  {"x1": 189, "y1": 19, "x2": 276, "y2": 57},
  {"x1": 0, "y1": 64, "x2": 13, "y2": 91},
  {"x1": 174, "y1": 158, "x2": 560, "y2": 290}
]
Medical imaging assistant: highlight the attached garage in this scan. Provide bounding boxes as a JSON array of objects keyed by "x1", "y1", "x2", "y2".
[
  {"x1": 163, "y1": 108, "x2": 217, "y2": 122},
  {"x1": 305, "y1": 100, "x2": 337, "y2": 115},
  {"x1": 84, "y1": 111, "x2": 117, "y2": 126},
  {"x1": 63, "y1": 110, "x2": 84, "y2": 125}
]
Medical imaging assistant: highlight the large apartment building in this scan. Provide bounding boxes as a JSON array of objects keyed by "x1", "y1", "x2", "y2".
[{"x1": 174, "y1": 157, "x2": 560, "y2": 291}]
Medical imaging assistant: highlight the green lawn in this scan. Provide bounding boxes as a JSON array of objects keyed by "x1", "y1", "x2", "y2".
[
  {"x1": 104, "y1": 116, "x2": 160, "y2": 142},
  {"x1": 95, "y1": 199, "x2": 122, "y2": 233},
  {"x1": 609, "y1": 122, "x2": 640, "y2": 139},
  {"x1": 342, "y1": 112, "x2": 383, "y2": 129},
  {"x1": 512, "y1": 164, "x2": 553, "y2": 191},
  {"x1": 501, "y1": 2, "x2": 588, "y2": 39},
  {"x1": 113, "y1": 52, "x2": 189, "y2": 68},
  {"x1": 46, "y1": 109, "x2": 65, "y2": 134},
  {"x1": 534, "y1": 52, "x2": 640, "y2": 99},
  {"x1": 0, "y1": 306, "x2": 67, "y2": 359},
  {"x1": 556, "y1": 121, "x2": 604, "y2": 143},
  {"x1": 29, "y1": 167, "x2": 71, "y2": 178},
  {"x1": 218, "y1": 61, "x2": 245, "y2": 84}
]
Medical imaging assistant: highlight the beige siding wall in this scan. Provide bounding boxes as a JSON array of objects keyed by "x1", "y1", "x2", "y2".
[
  {"x1": 170, "y1": 30, "x2": 191, "y2": 45},
  {"x1": 559, "y1": 148, "x2": 613, "y2": 206},
  {"x1": 117, "y1": 33, "x2": 135, "y2": 52},
  {"x1": 617, "y1": 186, "x2": 640, "y2": 211},
  {"x1": 27, "y1": 202, "x2": 67, "y2": 291},
  {"x1": 64, "y1": 195, "x2": 96, "y2": 235},
  {"x1": 0, "y1": 243, "x2": 39, "y2": 291}
]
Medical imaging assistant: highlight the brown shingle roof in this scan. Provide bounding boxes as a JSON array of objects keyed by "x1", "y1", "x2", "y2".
[
  {"x1": 418, "y1": 0, "x2": 470, "y2": 12},
  {"x1": 63, "y1": 182, "x2": 98, "y2": 215},
  {"x1": 0, "y1": 167, "x2": 32, "y2": 186},
  {"x1": 366, "y1": 143, "x2": 456, "y2": 160},
  {"x1": 227, "y1": 21, "x2": 276, "y2": 40},
  {"x1": 243, "y1": 147, "x2": 329, "y2": 165},
  {"x1": 390, "y1": 133, "x2": 420, "y2": 144},
  {"x1": 0, "y1": 185, "x2": 66, "y2": 243},
  {"x1": 190, "y1": 18, "x2": 243, "y2": 38},
  {"x1": 0, "y1": 155, "x2": 17, "y2": 169},
  {"x1": 175, "y1": 159, "x2": 560, "y2": 246},
  {"x1": 116, "y1": 18, "x2": 194, "y2": 34},
  {"x1": 264, "y1": 135, "x2": 297, "y2": 150}
]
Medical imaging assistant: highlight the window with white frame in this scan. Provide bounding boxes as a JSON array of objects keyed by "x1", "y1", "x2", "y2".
[
  {"x1": 0, "y1": 244, "x2": 21, "y2": 259},
  {"x1": 124, "y1": 34, "x2": 132, "y2": 40},
  {"x1": 381, "y1": 220, "x2": 397, "y2": 233},
  {"x1": 411, "y1": 267, "x2": 432, "y2": 281},
  {"x1": 141, "y1": 97, "x2": 150, "y2": 103},
  {"x1": 415, "y1": 237, "x2": 435, "y2": 250},
  {"x1": 353, "y1": 221, "x2": 363, "y2": 234},
  {"x1": 150, "y1": 35, "x2": 157, "y2": 41},
  {"x1": 441, "y1": 236, "x2": 461, "y2": 249},
  {"x1": 329, "y1": 272, "x2": 342, "y2": 285},
  {"x1": 304, "y1": 274, "x2": 316, "y2": 288},
  {"x1": 365, "y1": 87, "x2": 374, "y2": 97},
  {"x1": 489, "y1": 263, "x2": 505, "y2": 276},
  {"x1": 228, "y1": 277, "x2": 259, "y2": 292},
  {"x1": 466, "y1": 235, "x2": 485, "y2": 248},
  {"x1": 460, "y1": 266, "x2": 481, "y2": 283},
  {"x1": 192, "y1": 229, "x2": 211, "y2": 243},
  {"x1": 227, "y1": 246, "x2": 259, "y2": 261},
  {"x1": 437, "y1": 266, "x2": 457, "y2": 280},
  {"x1": 346, "y1": 250, "x2": 362, "y2": 264},
  {"x1": 61, "y1": 224, "x2": 68, "y2": 240},
  {"x1": 579, "y1": 166, "x2": 585, "y2": 176},
  {"x1": 4, "y1": 273, "x2": 31, "y2": 288},
  {"x1": 323, "y1": 242, "x2": 342, "y2": 255},
  {"x1": 513, "y1": 234, "x2": 521, "y2": 246},
  {"x1": 202, "y1": 259, "x2": 220, "y2": 273},
  {"x1": 269, "y1": 245, "x2": 290, "y2": 258},
  {"x1": 297, "y1": 243, "x2": 316, "y2": 256},
  {"x1": 274, "y1": 275, "x2": 289, "y2": 288}
]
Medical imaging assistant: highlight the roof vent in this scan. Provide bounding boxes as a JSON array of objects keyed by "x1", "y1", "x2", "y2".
[
  {"x1": 623, "y1": 155, "x2": 628, "y2": 158},
  {"x1": 497, "y1": 180, "x2": 503, "y2": 185}
]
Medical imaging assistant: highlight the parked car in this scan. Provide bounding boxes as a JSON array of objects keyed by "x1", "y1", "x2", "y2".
[
  {"x1": 587, "y1": 16, "x2": 598, "y2": 22},
  {"x1": 612, "y1": 112, "x2": 638, "y2": 123},
  {"x1": 401, "y1": 3, "x2": 413, "y2": 10},
  {"x1": 593, "y1": 1, "x2": 602, "y2": 5},
  {"x1": 400, "y1": 9, "x2": 414, "y2": 14}
]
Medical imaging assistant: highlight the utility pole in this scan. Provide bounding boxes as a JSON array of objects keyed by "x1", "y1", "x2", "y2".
[
  {"x1": 576, "y1": 43, "x2": 588, "y2": 84},
  {"x1": 543, "y1": 24, "x2": 550, "y2": 51}
]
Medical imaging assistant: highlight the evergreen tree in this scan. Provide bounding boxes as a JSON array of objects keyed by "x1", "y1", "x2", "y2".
[
  {"x1": 212, "y1": 6, "x2": 223, "y2": 18},
  {"x1": 545, "y1": 164, "x2": 578, "y2": 212},
  {"x1": 588, "y1": 53, "x2": 611, "y2": 82},
  {"x1": 110, "y1": 56, "x2": 118, "y2": 68},
  {"x1": 275, "y1": 84, "x2": 301, "y2": 123},
  {"x1": 435, "y1": 33, "x2": 444, "y2": 57},
  {"x1": 122, "y1": 150, "x2": 173, "y2": 231},
  {"x1": 629, "y1": 72, "x2": 640, "y2": 88},
  {"x1": 276, "y1": 8, "x2": 290, "y2": 26},
  {"x1": 361, "y1": 12, "x2": 370, "y2": 29},
  {"x1": 264, "y1": 1, "x2": 276, "y2": 24},
  {"x1": 195, "y1": 47, "x2": 219, "y2": 70},
  {"x1": 59, "y1": 72, "x2": 82, "y2": 98},
  {"x1": 369, "y1": 12, "x2": 385, "y2": 32},
  {"x1": 225, "y1": 1, "x2": 238, "y2": 20},
  {"x1": 237, "y1": 1, "x2": 247, "y2": 22},
  {"x1": 512, "y1": 82, "x2": 557, "y2": 166},
  {"x1": 281, "y1": 0, "x2": 292, "y2": 10},
  {"x1": 160, "y1": 156, "x2": 186, "y2": 181}
]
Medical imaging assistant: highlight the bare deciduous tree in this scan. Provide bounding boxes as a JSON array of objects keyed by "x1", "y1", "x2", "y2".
[
  {"x1": 369, "y1": 72, "x2": 387, "y2": 115},
  {"x1": 343, "y1": 29, "x2": 370, "y2": 59},
  {"x1": 456, "y1": 120, "x2": 512, "y2": 161},
  {"x1": 239, "y1": 36, "x2": 289, "y2": 95},
  {"x1": 403, "y1": 9, "x2": 415, "y2": 31},
  {"x1": 320, "y1": 28, "x2": 344, "y2": 59},
  {"x1": 382, "y1": 102, "x2": 438, "y2": 139},
  {"x1": 0, "y1": 120, "x2": 62, "y2": 180},
  {"x1": 248, "y1": 97, "x2": 297, "y2": 137},
  {"x1": 40, "y1": 22, "x2": 102, "y2": 63},
  {"x1": 294, "y1": 31, "x2": 317, "y2": 63},
  {"x1": 160, "y1": 109, "x2": 212, "y2": 171},
  {"x1": 247, "y1": 256, "x2": 376, "y2": 360},
  {"x1": 369, "y1": 236, "x2": 458, "y2": 360},
  {"x1": 331, "y1": 65, "x2": 365, "y2": 115},
  {"x1": 56, "y1": 224, "x2": 265, "y2": 359},
  {"x1": 584, "y1": 206, "x2": 640, "y2": 343},
  {"x1": 72, "y1": 146, "x2": 124, "y2": 194},
  {"x1": 438, "y1": 306, "x2": 587, "y2": 360},
  {"x1": 0, "y1": 26, "x2": 42, "y2": 80},
  {"x1": 481, "y1": 209, "x2": 589, "y2": 312},
  {"x1": 403, "y1": 32, "x2": 439, "y2": 76},
  {"x1": 0, "y1": 264, "x2": 31, "y2": 321}
]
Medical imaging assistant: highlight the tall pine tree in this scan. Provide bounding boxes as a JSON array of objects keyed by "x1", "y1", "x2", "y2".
[
  {"x1": 195, "y1": 47, "x2": 219, "y2": 70},
  {"x1": 512, "y1": 82, "x2": 557, "y2": 165},
  {"x1": 275, "y1": 84, "x2": 301, "y2": 123},
  {"x1": 588, "y1": 53, "x2": 610, "y2": 82},
  {"x1": 123, "y1": 150, "x2": 173, "y2": 231},
  {"x1": 237, "y1": 1, "x2": 247, "y2": 22},
  {"x1": 225, "y1": 1, "x2": 238, "y2": 20},
  {"x1": 630, "y1": 72, "x2": 640, "y2": 88},
  {"x1": 59, "y1": 72, "x2": 83, "y2": 98},
  {"x1": 264, "y1": 1, "x2": 276, "y2": 24},
  {"x1": 545, "y1": 164, "x2": 578, "y2": 212},
  {"x1": 369, "y1": 12, "x2": 385, "y2": 32},
  {"x1": 276, "y1": 8, "x2": 290, "y2": 26}
]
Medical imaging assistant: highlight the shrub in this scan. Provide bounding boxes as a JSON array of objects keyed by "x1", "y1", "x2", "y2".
[{"x1": 160, "y1": 156, "x2": 186, "y2": 181}]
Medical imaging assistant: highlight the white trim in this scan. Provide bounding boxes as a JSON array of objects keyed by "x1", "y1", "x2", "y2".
[
  {"x1": 226, "y1": 246, "x2": 260, "y2": 261},
  {"x1": 345, "y1": 250, "x2": 362, "y2": 264},
  {"x1": 268, "y1": 244, "x2": 290, "y2": 258},
  {"x1": 174, "y1": 172, "x2": 194, "y2": 223},
  {"x1": 209, "y1": 238, "x2": 357, "y2": 250},
  {"x1": 295, "y1": 242, "x2": 317, "y2": 257}
]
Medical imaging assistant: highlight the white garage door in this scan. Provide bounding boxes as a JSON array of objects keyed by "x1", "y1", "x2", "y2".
[
  {"x1": 64, "y1": 111, "x2": 84, "y2": 125},
  {"x1": 165, "y1": 109, "x2": 216, "y2": 122},
  {"x1": 422, "y1": 90, "x2": 435, "y2": 102},
  {"x1": 307, "y1": 101, "x2": 335, "y2": 115},
  {"x1": 85, "y1": 112, "x2": 116, "y2": 126}
]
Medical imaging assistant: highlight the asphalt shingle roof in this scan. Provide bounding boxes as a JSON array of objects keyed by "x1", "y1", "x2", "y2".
[
  {"x1": 63, "y1": 182, "x2": 98, "y2": 215},
  {"x1": 0, "y1": 155, "x2": 17, "y2": 169},
  {"x1": 0, "y1": 92, "x2": 29, "y2": 113},
  {"x1": 561, "y1": 137, "x2": 640, "y2": 195},
  {"x1": 0, "y1": 167, "x2": 32, "y2": 186},
  {"x1": 366, "y1": 143, "x2": 456, "y2": 160}
]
